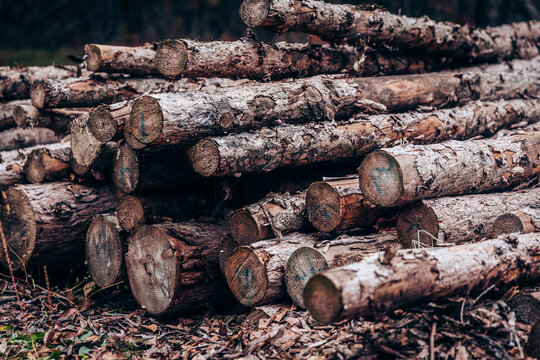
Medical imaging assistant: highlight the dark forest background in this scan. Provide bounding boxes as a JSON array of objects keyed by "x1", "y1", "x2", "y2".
[{"x1": 0, "y1": 0, "x2": 539, "y2": 66}]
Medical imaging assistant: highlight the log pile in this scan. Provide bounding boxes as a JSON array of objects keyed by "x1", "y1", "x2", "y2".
[{"x1": 1, "y1": 0, "x2": 540, "y2": 326}]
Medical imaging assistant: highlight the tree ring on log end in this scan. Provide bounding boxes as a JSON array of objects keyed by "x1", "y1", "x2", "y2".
[
  {"x1": 491, "y1": 213, "x2": 525, "y2": 238},
  {"x1": 239, "y1": 0, "x2": 270, "y2": 27},
  {"x1": 112, "y1": 143, "x2": 139, "y2": 194},
  {"x1": 229, "y1": 210, "x2": 259, "y2": 245},
  {"x1": 397, "y1": 201, "x2": 439, "y2": 248},
  {"x1": 125, "y1": 225, "x2": 178, "y2": 315},
  {"x1": 358, "y1": 150, "x2": 403, "y2": 207},
  {"x1": 285, "y1": 247, "x2": 329, "y2": 308},
  {"x1": 0, "y1": 187, "x2": 37, "y2": 271},
  {"x1": 304, "y1": 273, "x2": 342, "y2": 323},
  {"x1": 155, "y1": 40, "x2": 188, "y2": 78},
  {"x1": 190, "y1": 139, "x2": 220, "y2": 177},
  {"x1": 88, "y1": 105, "x2": 118, "y2": 142},
  {"x1": 224, "y1": 246, "x2": 267, "y2": 306},
  {"x1": 117, "y1": 195, "x2": 145, "y2": 233},
  {"x1": 23, "y1": 149, "x2": 46, "y2": 184},
  {"x1": 30, "y1": 81, "x2": 46, "y2": 109},
  {"x1": 306, "y1": 181, "x2": 343, "y2": 233},
  {"x1": 84, "y1": 44, "x2": 103, "y2": 72},
  {"x1": 86, "y1": 214, "x2": 123, "y2": 287},
  {"x1": 129, "y1": 96, "x2": 163, "y2": 145},
  {"x1": 217, "y1": 112, "x2": 234, "y2": 131}
]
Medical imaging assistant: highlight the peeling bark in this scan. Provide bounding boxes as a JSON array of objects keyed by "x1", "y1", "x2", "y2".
[
  {"x1": 0, "y1": 127, "x2": 60, "y2": 151},
  {"x1": 84, "y1": 44, "x2": 158, "y2": 76}
]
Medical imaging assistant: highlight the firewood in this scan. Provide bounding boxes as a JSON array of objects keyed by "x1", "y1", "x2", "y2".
[
  {"x1": 359, "y1": 132, "x2": 540, "y2": 207},
  {"x1": 23, "y1": 142, "x2": 71, "y2": 183},
  {"x1": 0, "y1": 182, "x2": 116, "y2": 270},
  {"x1": 87, "y1": 101, "x2": 132, "y2": 142},
  {"x1": 240, "y1": 0, "x2": 540, "y2": 62},
  {"x1": 13, "y1": 104, "x2": 89, "y2": 133},
  {"x1": 125, "y1": 222, "x2": 234, "y2": 315},
  {"x1": 0, "y1": 100, "x2": 30, "y2": 131},
  {"x1": 128, "y1": 58, "x2": 540, "y2": 147},
  {"x1": 0, "y1": 144, "x2": 62, "y2": 186},
  {"x1": 491, "y1": 207, "x2": 540, "y2": 238},
  {"x1": 190, "y1": 99, "x2": 540, "y2": 176},
  {"x1": 229, "y1": 192, "x2": 307, "y2": 245},
  {"x1": 0, "y1": 127, "x2": 60, "y2": 151},
  {"x1": 84, "y1": 44, "x2": 158, "y2": 76},
  {"x1": 396, "y1": 189, "x2": 540, "y2": 248},
  {"x1": 285, "y1": 232, "x2": 397, "y2": 307},
  {"x1": 304, "y1": 233, "x2": 540, "y2": 322}
]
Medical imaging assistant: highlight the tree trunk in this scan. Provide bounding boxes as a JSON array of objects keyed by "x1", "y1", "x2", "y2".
[
  {"x1": 0, "y1": 143, "x2": 55, "y2": 186},
  {"x1": 125, "y1": 222, "x2": 234, "y2": 315},
  {"x1": 189, "y1": 99, "x2": 540, "y2": 176},
  {"x1": 128, "y1": 57, "x2": 540, "y2": 147},
  {"x1": 87, "y1": 101, "x2": 133, "y2": 142},
  {"x1": 229, "y1": 192, "x2": 307, "y2": 245},
  {"x1": 240, "y1": 0, "x2": 540, "y2": 62},
  {"x1": 491, "y1": 207, "x2": 540, "y2": 238},
  {"x1": 0, "y1": 127, "x2": 60, "y2": 151},
  {"x1": 396, "y1": 188, "x2": 540, "y2": 248},
  {"x1": 84, "y1": 44, "x2": 158, "y2": 76},
  {"x1": 0, "y1": 65, "x2": 84, "y2": 101},
  {"x1": 86, "y1": 213, "x2": 128, "y2": 288},
  {"x1": 0, "y1": 182, "x2": 116, "y2": 271},
  {"x1": 13, "y1": 105, "x2": 89, "y2": 133},
  {"x1": 0, "y1": 100, "x2": 30, "y2": 131},
  {"x1": 285, "y1": 232, "x2": 397, "y2": 308},
  {"x1": 23, "y1": 142, "x2": 71, "y2": 183},
  {"x1": 306, "y1": 176, "x2": 396, "y2": 233},
  {"x1": 359, "y1": 132, "x2": 540, "y2": 207},
  {"x1": 304, "y1": 233, "x2": 540, "y2": 322}
]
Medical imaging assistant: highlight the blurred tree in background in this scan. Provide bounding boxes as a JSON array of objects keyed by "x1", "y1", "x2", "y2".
[{"x1": 0, "y1": 0, "x2": 539, "y2": 65}]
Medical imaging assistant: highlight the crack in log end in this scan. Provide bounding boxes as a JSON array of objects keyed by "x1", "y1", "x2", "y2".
[
  {"x1": 358, "y1": 150, "x2": 404, "y2": 207},
  {"x1": 239, "y1": 0, "x2": 270, "y2": 28},
  {"x1": 224, "y1": 246, "x2": 267, "y2": 306},
  {"x1": 285, "y1": 247, "x2": 329, "y2": 308},
  {"x1": 229, "y1": 209, "x2": 260, "y2": 245},
  {"x1": 190, "y1": 139, "x2": 221, "y2": 177},
  {"x1": 397, "y1": 201, "x2": 440, "y2": 248},
  {"x1": 30, "y1": 81, "x2": 46, "y2": 109},
  {"x1": 88, "y1": 105, "x2": 118, "y2": 142},
  {"x1": 304, "y1": 273, "x2": 342, "y2": 323},
  {"x1": 84, "y1": 44, "x2": 103, "y2": 72},
  {"x1": 155, "y1": 40, "x2": 188, "y2": 78},
  {"x1": 306, "y1": 181, "x2": 341, "y2": 233},
  {"x1": 129, "y1": 96, "x2": 163, "y2": 145}
]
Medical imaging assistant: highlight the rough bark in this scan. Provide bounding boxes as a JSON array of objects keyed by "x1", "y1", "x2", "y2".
[
  {"x1": 125, "y1": 222, "x2": 234, "y2": 315},
  {"x1": 240, "y1": 0, "x2": 540, "y2": 62},
  {"x1": 397, "y1": 188, "x2": 540, "y2": 248},
  {"x1": 129, "y1": 57, "x2": 540, "y2": 148},
  {"x1": 526, "y1": 320, "x2": 540, "y2": 358},
  {"x1": 0, "y1": 100, "x2": 30, "y2": 131},
  {"x1": 359, "y1": 131, "x2": 540, "y2": 207},
  {"x1": 304, "y1": 233, "x2": 540, "y2": 322},
  {"x1": 0, "y1": 127, "x2": 60, "y2": 151},
  {"x1": 190, "y1": 99, "x2": 540, "y2": 176},
  {"x1": 84, "y1": 44, "x2": 158, "y2": 76},
  {"x1": 0, "y1": 65, "x2": 84, "y2": 101},
  {"x1": 306, "y1": 176, "x2": 396, "y2": 233},
  {"x1": 87, "y1": 101, "x2": 133, "y2": 142},
  {"x1": 0, "y1": 182, "x2": 116, "y2": 271},
  {"x1": 490, "y1": 207, "x2": 540, "y2": 238},
  {"x1": 23, "y1": 142, "x2": 71, "y2": 183},
  {"x1": 285, "y1": 232, "x2": 397, "y2": 308},
  {"x1": 229, "y1": 192, "x2": 307, "y2": 245},
  {"x1": 13, "y1": 105, "x2": 88, "y2": 133},
  {"x1": 86, "y1": 213, "x2": 128, "y2": 287}
]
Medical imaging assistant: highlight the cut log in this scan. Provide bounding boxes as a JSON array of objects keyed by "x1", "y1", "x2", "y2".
[
  {"x1": 23, "y1": 143, "x2": 71, "y2": 183},
  {"x1": 84, "y1": 44, "x2": 158, "y2": 76},
  {"x1": 0, "y1": 65, "x2": 84, "y2": 101},
  {"x1": 116, "y1": 191, "x2": 212, "y2": 233},
  {"x1": 125, "y1": 222, "x2": 234, "y2": 315},
  {"x1": 359, "y1": 132, "x2": 540, "y2": 207},
  {"x1": 397, "y1": 188, "x2": 540, "y2": 248},
  {"x1": 190, "y1": 99, "x2": 540, "y2": 176},
  {"x1": 87, "y1": 101, "x2": 133, "y2": 142},
  {"x1": 240, "y1": 0, "x2": 540, "y2": 62},
  {"x1": 219, "y1": 237, "x2": 237, "y2": 274},
  {"x1": 285, "y1": 232, "x2": 397, "y2": 307},
  {"x1": 13, "y1": 104, "x2": 88, "y2": 133},
  {"x1": 0, "y1": 127, "x2": 60, "y2": 151},
  {"x1": 229, "y1": 192, "x2": 307, "y2": 245},
  {"x1": 304, "y1": 233, "x2": 540, "y2": 322},
  {"x1": 86, "y1": 213, "x2": 127, "y2": 288},
  {"x1": 129, "y1": 57, "x2": 540, "y2": 147},
  {"x1": 306, "y1": 177, "x2": 395, "y2": 233},
  {"x1": 0, "y1": 100, "x2": 30, "y2": 131},
  {"x1": 490, "y1": 207, "x2": 540, "y2": 238},
  {"x1": 0, "y1": 182, "x2": 116, "y2": 271}
]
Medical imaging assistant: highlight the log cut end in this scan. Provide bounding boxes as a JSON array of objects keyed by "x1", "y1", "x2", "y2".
[
  {"x1": 112, "y1": 143, "x2": 139, "y2": 194},
  {"x1": 397, "y1": 201, "x2": 439, "y2": 248},
  {"x1": 13, "y1": 105, "x2": 40, "y2": 128},
  {"x1": 224, "y1": 246, "x2": 267, "y2": 306},
  {"x1": 128, "y1": 95, "x2": 163, "y2": 145},
  {"x1": 84, "y1": 44, "x2": 103, "y2": 72},
  {"x1": 285, "y1": 247, "x2": 329, "y2": 308},
  {"x1": 190, "y1": 139, "x2": 220, "y2": 177},
  {"x1": 86, "y1": 214, "x2": 123, "y2": 287},
  {"x1": 229, "y1": 210, "x2": 260, "y2": 245},
  {"x1": 0, "y1": 187, "x2": 37, "y2": 271},
  {"x1": 24, "y1": 149, "x2": 50, "y2": 184},
  {"x1": 306, "y1": 181, "x2": 343, "y2": 233},
  {"x1": 30, "y1": 80, "x2": 46, "y2": 109},
  {"x1": 155, "y1": 40, "x2": 188, "y2": 78},
  {"x1": 490, "y1": 213, "x2": 527, "y2": 238},
  {"x1": 358, "y1": 150, "x2": 404, "y2": 207},
  {"x1": 88, "y1": 105, "x2": 118, "y2": 142},
  {"x1": 304, "y1": 273, "x2": 342, "y2": 323},
  {"x1": 117, "y1": 195, "x2": 145, "y2": 232},
  {"x1": 125, "y1": 225, "x2": 178, "y2": 315},
  {"x1": 239, "y1": 0, "x2": 270, "y2": 28},
  {"x1": 70, "y1": 113, "x2": 104, "y2": 168}
]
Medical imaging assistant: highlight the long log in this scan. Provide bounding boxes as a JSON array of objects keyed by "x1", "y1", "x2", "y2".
[
  {"x1": 190, "y1": 99, "x2": 540, "y2": 176},
  {"x1": 23, "y1": 142, "x2": 71, "y2": 183},
  {"x1": 396, "y1": 188, "x2": 540, "y2": 248},
  {"x1": 125, "y1": 222, "x2": 234, "y2": 315},
  {"x1": 359, "y1": 131, "x2": 540, "y2": 207},
  {"x1": 128, "y1": 57, "x2": 540, "y2": 147},
  {"x1": 0, "y1": 182, "x2": 116, "y2": 270},
  {"x1": 84, "y1": 44, "x2": 158, "y2": 76},
  {"x1": 240, "y1": 0, "x2": 540, "y2": 62},
  {"x1": 304, "y1": 233, "x2": 540, "y2": 322},
  {"x1": 491, "y1": 207, "x2": 540, "y2": 238},
  {"x1": 285, "y1": 232, "x2": 397, "y2": 308},
  {"x1": 13, "y1": 104, "x2": 89, "y2": 133},
  {"x1": 0, "y1": 127, "x2": 60, "y2": 151},
  {"x1": 229, "y1": 192, "x2": 307, "y2": 245},
  {"x1": 87, "y1": 101, "x2": 133, "y2": 142},
  {"x1": 0, "y1": 100, "x2": 30, "y2": 131}
]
